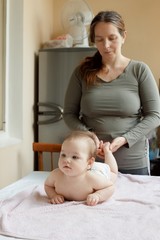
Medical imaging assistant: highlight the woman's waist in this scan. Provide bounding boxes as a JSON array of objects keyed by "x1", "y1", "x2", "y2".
[{"x1": 83, "y1": 116, "x2": 140, "y2": 136}]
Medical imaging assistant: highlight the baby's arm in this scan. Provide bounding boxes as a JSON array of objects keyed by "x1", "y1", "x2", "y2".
[
  {"x1": 86, "y1": 171, "x2": 115, "y2": 206},
  {"x1": 44, "y1": 170, "x2": 64, "y2": 204},
  {"x1": 103, "y1": 142, "x2": 118, "y2": 183},
  {"x1": 87, "y1": 182, "x2": 114, "y2": 206}
]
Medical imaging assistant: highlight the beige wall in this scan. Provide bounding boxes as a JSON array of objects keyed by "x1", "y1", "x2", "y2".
[
  {"x1": 0, "y1": 0, "x2": 54, "y2": 188},
  {"x1": 0, "y1": 0, "x2": 3, "y2": 129},
  {"x1": 0, "y1": 0, "x2": 159, "y2": 188},
  {"x1": 53, "y1": 0, "x2": 160, "y2": 84},
  {"x1": 22, "y1": 0, "x2": 54, "y2": 174}
]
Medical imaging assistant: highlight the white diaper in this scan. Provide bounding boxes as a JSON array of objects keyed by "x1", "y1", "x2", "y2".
[{"x1": 91, "y1": 162, "x2": 111, "y2": 180}]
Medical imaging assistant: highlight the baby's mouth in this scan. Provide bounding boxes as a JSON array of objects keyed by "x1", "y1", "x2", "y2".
[{"x1": 64, "y1": 165, "x2": 71, "y2": 169}]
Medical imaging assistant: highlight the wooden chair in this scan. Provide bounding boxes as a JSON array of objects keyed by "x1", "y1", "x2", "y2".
[{"x1": 33, "y1": 142, "x2": 61, "y2": 171}]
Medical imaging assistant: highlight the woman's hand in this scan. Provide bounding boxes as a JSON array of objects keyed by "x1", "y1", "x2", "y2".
[
  {"x1": 96, "y1": 137, "x2": 127, "y2": 159},
  {"x1": 110, "y1": 137, "x2": 127, "y2": 152}
]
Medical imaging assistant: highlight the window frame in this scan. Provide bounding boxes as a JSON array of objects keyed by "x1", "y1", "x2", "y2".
[
  {"x1": 0, "y1": 0, "x2": 23, "y2": 147},
  {"x1": 0, "y1": 0, "x2": 5, "y2": 130}
]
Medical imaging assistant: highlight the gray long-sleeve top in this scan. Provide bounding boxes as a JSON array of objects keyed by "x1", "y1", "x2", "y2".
[{"x1": 63, "y1": 60, "x2": 160, "y2": 170}]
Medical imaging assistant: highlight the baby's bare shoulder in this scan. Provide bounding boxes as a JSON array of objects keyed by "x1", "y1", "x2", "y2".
[
  {"x1": 49, "y1": 168, "x2": 61, "y2": 176},
  {"x1": 86, "y1": 170, "x2": 111, "y2": 189},
  {"x1": 45, "y1": 168, "x2": 61, "y2": 182}
]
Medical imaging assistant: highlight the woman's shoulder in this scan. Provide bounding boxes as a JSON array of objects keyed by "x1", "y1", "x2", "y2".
[
  {"x1": 71, "y1": 65, "x2": 82, "y2": 78},
  {"x1": 129, "y1": 59, "x2": 153, "y2": 78},
  {"x1": 130, "y1": 59, "x2": 149, "y2": 69}
]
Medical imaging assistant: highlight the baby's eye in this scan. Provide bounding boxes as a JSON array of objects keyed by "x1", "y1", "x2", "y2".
[
  {"x1": 72, "y1": 155, "x2": 79, "y2": 160},
  {"x1": 61, "y1": 153, "x2": 66, "y2": 158}
]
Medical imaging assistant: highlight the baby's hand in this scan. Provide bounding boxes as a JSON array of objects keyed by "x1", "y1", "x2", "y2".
[
  {"x1": 50, "y1": 194, "x2": 64, "y2": 204},
  {"x1": 86, "y1": 193, "x2": 100, "y2": 206},
  {"x1": 102, "y1": 142, "x2": 111, "y2": 153},
  {"x1": 97, "y1": 140, "x2": 105, "y2": 159}
]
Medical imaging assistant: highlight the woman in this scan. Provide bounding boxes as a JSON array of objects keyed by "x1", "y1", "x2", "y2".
[{"x1": 63, "y1": 11, "x2": 160, "y2": 175}]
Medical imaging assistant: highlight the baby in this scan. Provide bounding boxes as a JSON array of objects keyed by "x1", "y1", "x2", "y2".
[{"x1": 44, "y1": 131, "x2": 118, "y2": 206}]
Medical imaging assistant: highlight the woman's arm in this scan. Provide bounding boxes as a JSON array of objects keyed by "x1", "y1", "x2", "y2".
[
  {"x1": 122, "y1": 62, "x2": 160, "y2": 148},
  {"x1": 63, "y1": 67, "x2": 89, "y2": 131}
]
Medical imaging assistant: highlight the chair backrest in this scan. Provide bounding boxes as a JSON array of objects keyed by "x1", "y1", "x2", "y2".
[{"x1": 33, "y1": 142, "x2": 62, "y2": 171}]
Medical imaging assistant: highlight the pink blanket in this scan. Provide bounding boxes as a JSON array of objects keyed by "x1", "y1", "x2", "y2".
[{"x1": 0, "y1": 173, "x2": 160, "y2": 240}]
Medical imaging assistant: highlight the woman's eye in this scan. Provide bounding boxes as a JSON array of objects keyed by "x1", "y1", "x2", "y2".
[
  {"x1": 109, "y1": 36, "x2": 118, "y2": 41},
  {"x1": 95, "y1": 38, "x2": 103, "y2": 43}
]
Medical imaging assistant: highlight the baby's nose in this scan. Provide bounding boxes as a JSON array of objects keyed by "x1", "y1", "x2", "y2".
[{"x1": 65, "y1": 157, "x2": 71, "y2": 163}]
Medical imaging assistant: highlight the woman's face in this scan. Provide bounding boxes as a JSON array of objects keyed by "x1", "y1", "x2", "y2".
[{"x1": 94, "y1": 22, "x2": 126, "y2": 62}]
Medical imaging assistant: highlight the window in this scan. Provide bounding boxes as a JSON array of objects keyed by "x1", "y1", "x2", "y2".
[
  {"x1": 0, "y1": 0, "x2": 5, "y2": 130},
  {"x1": 0, "y1": 0, "x2": 23, "y2": 146}
]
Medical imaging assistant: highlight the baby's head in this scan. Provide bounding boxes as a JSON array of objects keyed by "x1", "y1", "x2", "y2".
[
  {"x1": 58, "y1": 131, "x2": 98, "y2": 175},
  {"x1": 63, "y1": 130, "x2": 98, "y2": 158}
]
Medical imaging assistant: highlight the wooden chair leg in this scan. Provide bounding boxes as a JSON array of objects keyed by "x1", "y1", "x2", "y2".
[
  {"x1": 38, "y1": 152, "x2": 43, "y2": 171},
  {"x1": 51, "y1": 152, "x2": 54, "y2": 170}
]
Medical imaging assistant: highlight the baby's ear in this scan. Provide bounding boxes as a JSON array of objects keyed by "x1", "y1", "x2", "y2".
[
  {"x1": 87, "y1": 157, "x2": 95, "y2": 170},
  {"x1": 88, "y1": 157, "x2": 95, "y2": 166}
]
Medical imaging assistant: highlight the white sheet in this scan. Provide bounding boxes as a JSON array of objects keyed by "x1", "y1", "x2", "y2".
[
  {"x1": 0, "y1": 172, "x2": 49, "y2": 200},
  {"x1": 0, "y1": 172, "x2": 49, "y2": 240},
  {"x1": 0, "y1": 172, "x2": 160, "y2": 240}
]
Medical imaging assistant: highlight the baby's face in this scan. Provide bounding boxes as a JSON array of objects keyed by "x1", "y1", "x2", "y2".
[{"x1": 58, "y1": 139, "x2": 90, "y2": 177}]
